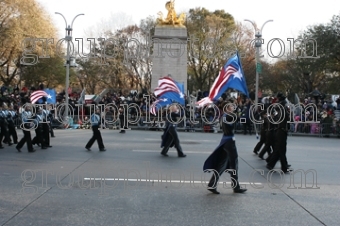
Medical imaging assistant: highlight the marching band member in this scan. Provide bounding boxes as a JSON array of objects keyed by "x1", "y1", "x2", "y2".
[
  {"x1": 204, "y1": 101, "x2": 247, "y2": 194},
  {"x1": 16, "y1": 105, "x2": 35, "y2": 152},
  {"x1": 85, "y1": 107, "x2": 106, "y2": 151},
  {"x1": 160, "y1": 104, "x2": 186, "y2": 157}
]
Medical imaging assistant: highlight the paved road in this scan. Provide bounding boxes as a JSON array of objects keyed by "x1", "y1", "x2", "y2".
[{"x1": 0, "y1": 129, "x2": 339, "y2": 226}]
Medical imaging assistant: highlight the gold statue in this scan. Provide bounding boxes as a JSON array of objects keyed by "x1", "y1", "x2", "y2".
[{"x1": 157, "y1": 0, "x2": 186, "y2": 26}]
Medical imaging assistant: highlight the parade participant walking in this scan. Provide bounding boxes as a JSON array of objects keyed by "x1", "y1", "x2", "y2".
[
  {"x1": 160, "y1": 104, "x2": 186, "y2": 157},
  {"x1": 0, "y1": 103, "x2": 12, "y2": 146},
  {"x1": 118, "y1": 104, "x2": 128, "y2": 133},
  {"x1": 204, "y1": 101, "x2": 247, "y2": 194},
  {"x1": 258, "y1": 110, "x2": 275, "y2": 160},
  {"x1": 16, "y1": 105, "x2": 35, "y2": 152},
  {"x1": 31, "y1": 107, "x2": 47, "y2": 149},
  {"x1": 253, "y1": 110, "x2": 267, "y2": 154},
  {"x1": 6, "y1": 103, "x2": 18, "y2": 144},
  {"x1": 85, "y1": 107, "x2": 106, "y2": 151},
  {"x1": 266, "y1": 93, "x2": 291, "y2": 173},
  {"x1": 42, "y1": 105, "x2": 52, "y2": 148}
]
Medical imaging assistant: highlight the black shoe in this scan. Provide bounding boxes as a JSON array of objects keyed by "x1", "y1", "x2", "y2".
[
  {"x1": 8, "y1": 142, "x2": 13, "y2": 146},
  {"x1": 208, "y1": 188, "x2": 220, "y2": 194},
  {"x1": 161, "y1": 152, "x2": 168, "y2": 157},
  {"x1": 234, "y1": 188, "x2": 247, "y2": 193},
  {"x1": 51, "y1": 136, "x2": 55, "y2": 138},
  {"x1": 41, "y1": 147, "x2": 47, "y2": 149},
  {"x1": 287, "y1": 164, "x2": 291, "y2": 168},
  {"x1": 16, "y1": 147, "x2": 21, "y2": 152},
  {"x1": 259, "y1": 156, "x2": 264, "y2": 160},
  {"x1": 253, "y1": 150, "x2": 258, "y2": 155},
  {"x1": 85, "y1": 147, "x2": 91, "y2": 151},
  {"x1": 28, "y1": 149, "x2": 36, "y2": 152},
  {"x1": 178, "y1": 154, "x2": 187, "y2": 157},
  {"x1": 266, "y1": 165, "x2": 273, "y2": 170},
  {"x1": 47, "y1": 146, "x2": 52, "y2": 148},
  {"x1": 0, "y1": 146, "x2": 4, "y2": 149},
  {"x1": 281, "y1": 169, "x2": 291, "y2": 174},
  {"x1": 100, "y1": 148, "x2": 106, "y2": 152}
]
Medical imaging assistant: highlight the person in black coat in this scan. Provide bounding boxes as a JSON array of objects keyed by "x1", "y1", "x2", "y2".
[
  {"x1": 266, "y1": 93, "x2": 292, "y2": 173},
  {"x1": 203, "y1": 101, "x2": 247, "y2": 194},
  {"x1": 160, "y1": 105, "x2": 186, "y2": 157},
  {"x1": 253, "y1": 110, "x2": 267, "y2": 154}
]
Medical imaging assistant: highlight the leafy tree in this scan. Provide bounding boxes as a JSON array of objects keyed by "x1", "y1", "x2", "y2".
[
  {"x1": 186, "y1": 8, "x2": 235, "y2": 91},
  {"x1": 0, "y1": 0, "x2": 59, "y2": 86}
]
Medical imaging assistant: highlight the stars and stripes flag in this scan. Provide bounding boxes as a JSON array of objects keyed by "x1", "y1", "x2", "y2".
[
  {"x1": 30, "y1": 90, "x2": 48, "y2": 104},
  {"x1": 44, "y1": 89, "x2": 56, "y2": 104},
  {"x1": 154, "y1": 76, "x2": 185, "y2": 104},
  {"x1": 196, "y1": 52, "x2": 249, "y2": 107},
  {"x1": 150, "y1": 76, "x2": 185, "y2": 115},
  {"x1": 150, "y1": 97, "x2": 172, "y2": 115}
]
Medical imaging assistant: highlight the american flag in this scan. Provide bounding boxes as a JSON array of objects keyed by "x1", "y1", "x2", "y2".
[
  {"x1": 154, "y1": 77, "x2": 184, "y2": 99},
  {"x1": 150, "y1": 98, "x2": 172, "y2": 115},
  {"x1": 196, "y1": 52, "x2": 249, "y2": 107},
  {"x1": 30, "y1": 90, "x2": 48, "y2": 104}
]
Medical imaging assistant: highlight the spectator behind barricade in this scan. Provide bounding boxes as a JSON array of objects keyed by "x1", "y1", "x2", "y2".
[
  {"x1": 336, "y1": 96, "x2": 340, "y2": 110},
  {"x1": 294, "y1": 114, "x2": 301, "y2": 133},
  {"x1": 80, "y1": 116, "x2": 91, "y2": 129},
  {"x1": 323, "y1": 102, "x2": 328, "y2": 110}
]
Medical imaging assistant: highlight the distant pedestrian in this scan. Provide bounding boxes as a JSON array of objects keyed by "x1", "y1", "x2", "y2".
[{"x1": 85, "y1": 108, "x2": 106, "y2": 151}]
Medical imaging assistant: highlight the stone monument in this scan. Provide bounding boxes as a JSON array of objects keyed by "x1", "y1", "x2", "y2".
[{"x1": 151, "y1": 0, "x2": 187, "y2": 94}]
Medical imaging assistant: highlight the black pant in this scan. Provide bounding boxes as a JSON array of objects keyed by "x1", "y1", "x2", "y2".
[
  {"x1": 208, "y1": 139, "x2": 240, "y2": 190},
  {"x1": 253, "y1": 129, "x2": 266, "y2": 153},
  {"x1": 259, "y1": 130, "x2": 275, "y2": 159},
  {"x1": 16, "y1": 130, "x2": 34, "y2": 151},
  {"x1": 7, "y1": 122, "x2": 18, "y2": 143},
  {"x1": 86, "y1": 125, "x2": 105, "y2": 149},
  {"x1": 42, "y1": 123, "x2": 50, "y2": 146},
  {"x1": 267, "y1": 129, "x2": 288, "y2": 171},
  {"x1": 161, "y1": 126, "x2": 184, "y2": 156},
  {"x1": 32, "y1": 126, "x2": 46, "y2": 148},
  {"x1": 120, "y1": 117, "x2": 127, "y2": 131},
  {"x1": 0, "y1": 122, "x2": 10, "y2": 146}
]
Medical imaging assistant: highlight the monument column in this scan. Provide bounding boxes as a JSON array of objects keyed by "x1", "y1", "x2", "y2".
[{"x1": 151, "y1": 1, "x2": 187, "y2": 94}]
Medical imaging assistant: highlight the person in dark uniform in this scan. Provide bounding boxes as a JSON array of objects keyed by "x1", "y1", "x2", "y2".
[
  {"x1": 16, "y1": 105, "x2": 35, "y2": 152},
  {"x1": 253, "y1": 110, "x2": 267, "y2": 154},
  {"x1": 258, "y1": 111, "x2": 275, "y2": 160},
  {"x1": 204, "y1": 101, "x2": 247, "y2": 194},
  {"x1": 266, "y1": 93, "x2": 291, "y2": 173},
  {"x1": 32, "y1": 107, "x2": 47, "y2": 149},
  {"x1": 119, "y1": 105, "x2": 128, "y2": 133},
  {"x1": 0, "y1": 103, "x2": 11, "y2": 147},
  {"x1": 160, "y1": 104, "x2": 186, "y2": 157},
  {"x1": 47, "y1": 105, "x2": 55, "y2": 137},
  {"x1": 42, "y1": 105, "x2": 52, "y2": 148},
  {"x1": 7, "y1": 103, "x2": 18, "y2": 144},
  {"x1": 85, "y1": 107, "x2": 106, "y2": 151}
]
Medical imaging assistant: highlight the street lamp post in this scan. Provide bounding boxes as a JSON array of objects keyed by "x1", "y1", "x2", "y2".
[
  {"x1": 55, "y1": 12, "x2": 84, "y2": 122},
  {"x1": 244, "y1": 19, "x2": 273, "y2": 107}
]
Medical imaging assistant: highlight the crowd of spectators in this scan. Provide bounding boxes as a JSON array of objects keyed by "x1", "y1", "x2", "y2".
[{"x1": 1, "y1": 85, "x2": 339, "y2": 136}]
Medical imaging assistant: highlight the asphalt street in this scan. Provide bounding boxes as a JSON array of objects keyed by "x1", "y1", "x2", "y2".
[{"x1": 0, "y1": 129, "x2": 339, "y2": 226}]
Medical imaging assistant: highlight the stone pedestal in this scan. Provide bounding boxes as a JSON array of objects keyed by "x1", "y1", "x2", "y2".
[{"x1": 151, "y1": 26, "x2": 187, "y2": 94}]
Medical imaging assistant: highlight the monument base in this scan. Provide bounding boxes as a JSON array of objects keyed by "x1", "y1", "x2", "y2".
[{"x1": 151, "y1": 26, "x2": 188, "y2": 94}]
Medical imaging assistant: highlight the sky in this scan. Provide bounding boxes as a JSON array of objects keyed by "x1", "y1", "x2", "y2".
[{"x1": 36, "y1": 0, "x2": 340, "y2": 63}]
